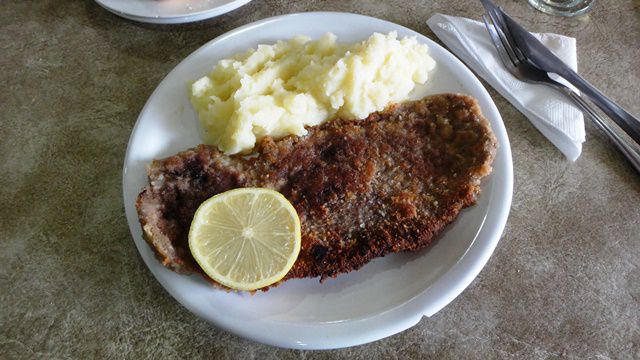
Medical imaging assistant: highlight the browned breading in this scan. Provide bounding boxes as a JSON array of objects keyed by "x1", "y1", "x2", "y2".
[{"x1": 136, "y1": 94, "x2": 497, "y2": 288}]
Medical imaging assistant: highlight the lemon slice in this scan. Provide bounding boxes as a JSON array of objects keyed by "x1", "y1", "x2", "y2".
[{"x1": 189, "y1": 188, "x2": 301, "y2": 291}]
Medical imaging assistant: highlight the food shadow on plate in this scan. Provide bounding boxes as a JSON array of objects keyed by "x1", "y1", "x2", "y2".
[
  {"x1": 179, "y1": 207, "x2": 484, "y2": 323},
  {"x1": 271, "y1": 209, "x2": 478, "y2": 295}
]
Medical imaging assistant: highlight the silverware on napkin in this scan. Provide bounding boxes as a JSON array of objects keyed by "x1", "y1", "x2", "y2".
[
  {"x1": 481, "y1": 10, "x2": 640, "y2": 173},
  {"x1": 480, "y1": 0, "x2": 640, "y2": 146}
]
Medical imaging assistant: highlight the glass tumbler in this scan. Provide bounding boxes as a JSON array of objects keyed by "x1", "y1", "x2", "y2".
[{"x1": 528, "y1": 0, "x2": 595, "y2": 16}]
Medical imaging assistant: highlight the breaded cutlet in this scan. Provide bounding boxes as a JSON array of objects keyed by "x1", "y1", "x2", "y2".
[{"x1": 136, "y1": 94, "x2": 497, "y2": 289}]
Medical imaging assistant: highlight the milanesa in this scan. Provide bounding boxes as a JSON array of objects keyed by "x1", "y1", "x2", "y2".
[{"x1": 136, "y1": 94, "x2": 497, "y2": 288}]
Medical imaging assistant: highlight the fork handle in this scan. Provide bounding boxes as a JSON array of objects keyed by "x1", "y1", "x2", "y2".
[
  {"x1": 561, "y1": 70, "x2": 640, "y2": 145},
  {"x1": 562, "y1": 89, "x2": 640, "y2": 173}
]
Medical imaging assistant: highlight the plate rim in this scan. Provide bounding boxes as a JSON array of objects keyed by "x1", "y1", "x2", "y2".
[
  {"x1": 122, "y1": 11, "x2": 513, "y2": 349},
  {"x1": 94, "y1": 0, "x2": 253, "y2": 24}
]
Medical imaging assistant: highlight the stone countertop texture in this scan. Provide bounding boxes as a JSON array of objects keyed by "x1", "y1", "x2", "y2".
[{"x1": 1, "y1": 0, "x2": 639, "y2": 358}]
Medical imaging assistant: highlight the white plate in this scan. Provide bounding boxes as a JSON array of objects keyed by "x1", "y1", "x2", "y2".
[
  {"x1": 122, "y1": 12, "x2": 513, "y2": 349},
  {"x1": 95, "y1": 0, "x2": 253, "y2": 24}
]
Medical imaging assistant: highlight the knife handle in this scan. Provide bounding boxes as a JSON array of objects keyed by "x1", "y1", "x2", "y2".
[
  {"x1": 565, "y1": 90, "x2": 640, "y2": 174},
  {"x1": 562, "y1": 69, "x2": 640, "y2": 145}
]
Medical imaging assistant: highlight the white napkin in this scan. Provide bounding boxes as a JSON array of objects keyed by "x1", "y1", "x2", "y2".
[{"x1": 427, "y1": 13, "x2": 585, "y2": 161}]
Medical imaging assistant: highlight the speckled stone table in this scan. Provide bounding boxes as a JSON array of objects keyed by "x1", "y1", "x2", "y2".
[{"x1": 2, "y1": 0, "x2": 639, "y2": 358}]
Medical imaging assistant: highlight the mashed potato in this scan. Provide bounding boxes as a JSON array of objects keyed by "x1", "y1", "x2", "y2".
[{"x1": 190, "y1": 32, "x2": 436, "y2": 154}]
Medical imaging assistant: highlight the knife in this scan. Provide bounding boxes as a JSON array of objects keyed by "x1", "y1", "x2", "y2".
[{"x1": 480, "y1": 0, "x2": 640, "y2": 144}]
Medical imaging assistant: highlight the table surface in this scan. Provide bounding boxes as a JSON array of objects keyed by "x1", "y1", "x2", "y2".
[{"x1": 2, "y1": 0, "x2": 639, "y2": 358}]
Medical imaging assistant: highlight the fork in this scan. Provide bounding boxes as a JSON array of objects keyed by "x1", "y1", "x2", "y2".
[{"x1": 482, "y1": 14, "x2": 640, "y2": 173}]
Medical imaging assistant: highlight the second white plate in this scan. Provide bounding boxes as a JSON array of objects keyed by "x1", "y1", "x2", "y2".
[
  {"x1": 95, "y1": 0, "x2": 253, "y2": 24},
  {"x1": 122, "y1": 12, "x2": 513, "y2": 349}
]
